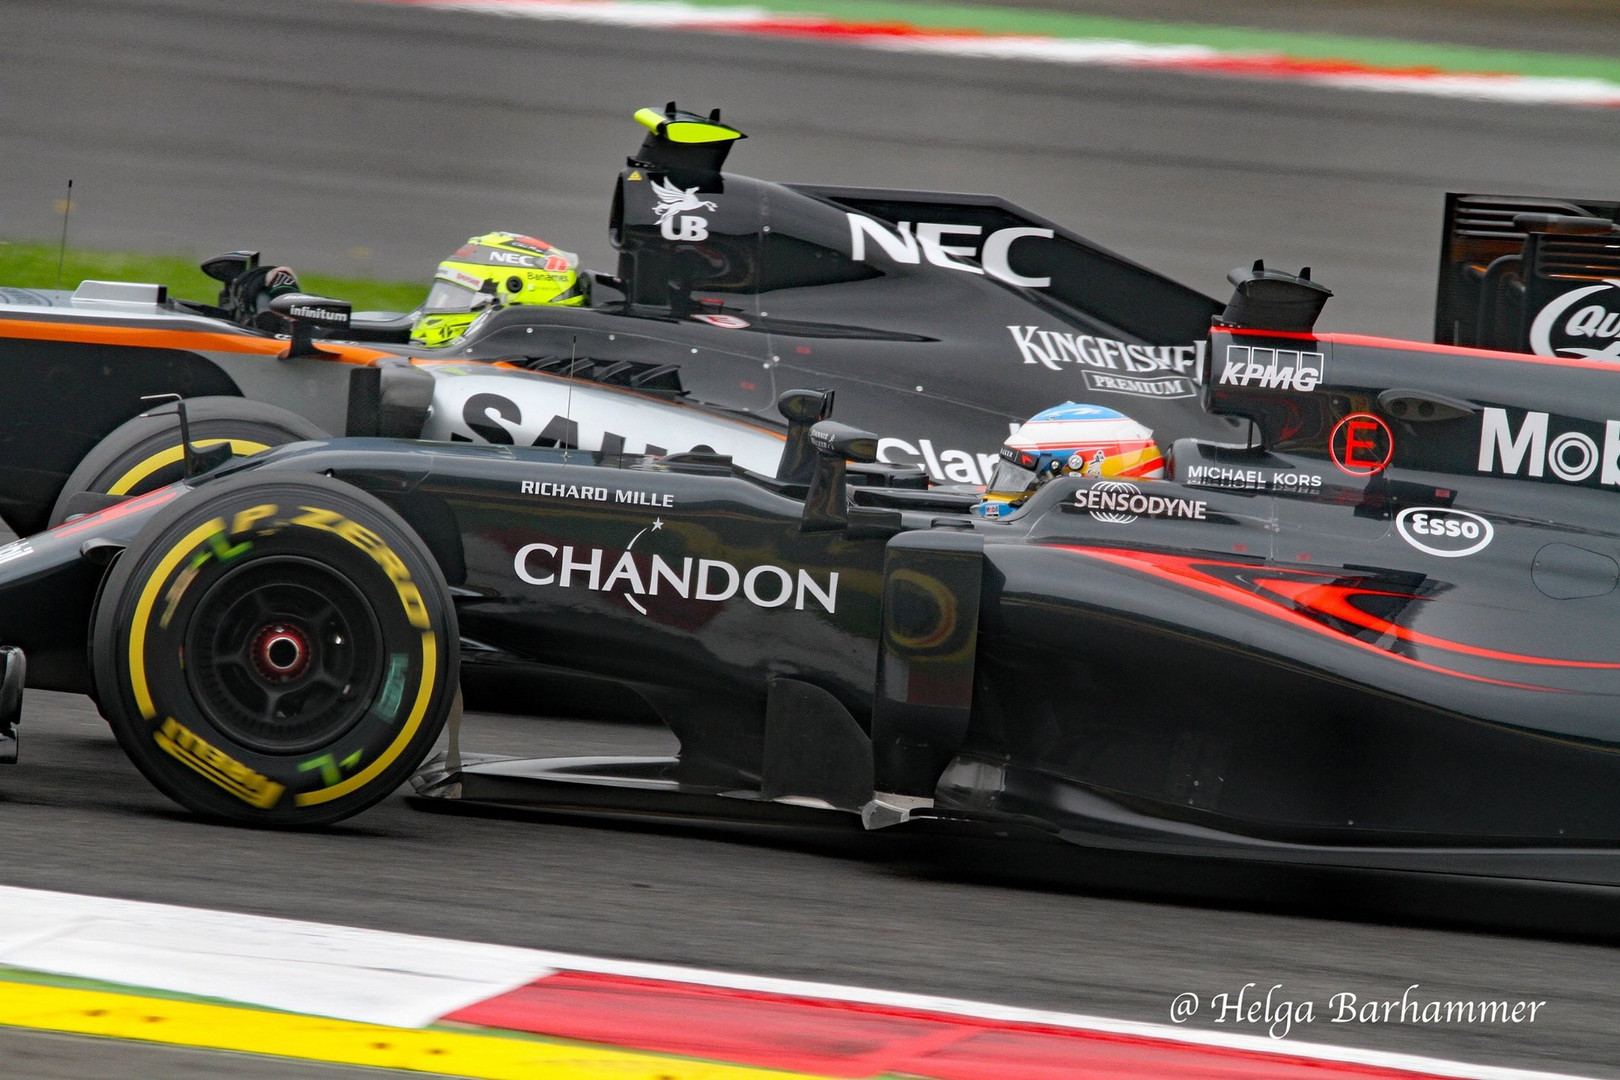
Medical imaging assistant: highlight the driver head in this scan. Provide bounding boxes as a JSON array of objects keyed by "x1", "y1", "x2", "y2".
[
  {"x1": 975, "y1": 402, "x2": 1163, "y2": 518},
  {"x1": 409, "y1": 232, "x2": 589, "y2": 348}
]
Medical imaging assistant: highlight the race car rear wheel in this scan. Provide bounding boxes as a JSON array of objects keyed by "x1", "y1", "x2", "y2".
[
  {"x1": 49, "y1": 397, "x2": 327, "y2": 528},
  {"x1": 89, "y1": 473, "x2": 457, "y2": 826}
]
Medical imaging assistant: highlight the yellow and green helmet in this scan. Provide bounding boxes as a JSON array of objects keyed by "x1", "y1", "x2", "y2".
[{"x1": 410, "y1": 232, "x2": 589, "y2": 347}]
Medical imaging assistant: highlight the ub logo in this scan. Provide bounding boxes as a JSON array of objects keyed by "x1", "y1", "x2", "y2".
[{"x1": 652, "y1": 177, "x2": 716, "y2": 241}]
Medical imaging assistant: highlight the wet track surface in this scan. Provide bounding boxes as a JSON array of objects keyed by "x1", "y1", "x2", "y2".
[{"x1": 3, "y1": 0, "x2": 1620, "y2": 1075}]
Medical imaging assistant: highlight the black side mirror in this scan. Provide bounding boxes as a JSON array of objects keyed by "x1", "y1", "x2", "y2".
[
  {"x1": 775, "y1": 388, "x2": 835, "y2": 484},
  {"x1": 201, "y1": 250, "x2": 259, "y2": 284},
  {"x1": 202, "y1": 251, "x2": 260, "y2": 315},
  {"x1": 269, "y1": 293, "x2": 352, "y2": 358},
  {"x1": 801, "y1": 420, "x2": 878, "y2": 532}
]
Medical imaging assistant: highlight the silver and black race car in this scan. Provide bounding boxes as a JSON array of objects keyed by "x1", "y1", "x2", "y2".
[
  {"x1": 4, "y1": 258, "x2": 1620, "y2": 891},
  {"x1": 0, "y1": 103, "x2": 1227, "y2": 538},
  {"x1": 1, "y1": 103, "x2": 1611, "y2": 538}
]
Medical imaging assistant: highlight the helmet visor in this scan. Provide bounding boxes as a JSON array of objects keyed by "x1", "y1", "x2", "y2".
[
  {"x1": 986, "y1": 457, "x2": 1039, "y2": 496},
  {"x1": 422, "y1": 278, "x2": 484, "y2": 314}
]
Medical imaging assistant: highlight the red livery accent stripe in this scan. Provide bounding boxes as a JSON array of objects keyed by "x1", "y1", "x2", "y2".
[
  {"x1": 48, "y1": 486, "x2": 183, "y2": 536},
  {"x1": 1222, "y1": 326, "x2": 1620, "y2": 372},
  {"x1": 1052, "y1": 546, "x2": 1557, "y2": 690},
  {"x1": 1259, "y1": 578, "x2": 1620, "y2": 669}
]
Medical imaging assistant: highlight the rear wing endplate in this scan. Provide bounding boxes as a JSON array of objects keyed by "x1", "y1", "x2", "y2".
[{"x1": 1434, "y1": 193, "x2": 1620, "y2": 355}]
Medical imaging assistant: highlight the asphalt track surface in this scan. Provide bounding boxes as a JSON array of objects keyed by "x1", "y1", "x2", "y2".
[
  {"x1": 3, "y1": 1, "x2": 1620, "y2": 1077},
  {"x1": 6, "y1": 0, "x2": 1620, "y2": 340}
]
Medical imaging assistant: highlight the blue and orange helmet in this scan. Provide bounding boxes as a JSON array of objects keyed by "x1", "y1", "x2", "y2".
[{"x1": 974, "y1": 403, "x2": 1164, "y2": 518}]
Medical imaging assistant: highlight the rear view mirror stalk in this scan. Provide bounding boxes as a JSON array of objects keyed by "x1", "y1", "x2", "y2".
[
  {"x1": 139, "y1": 394, "x2": 233, "y2": 478},
  {"x1": 801, "y1": 421, "x2": 878, "y2": 532}
]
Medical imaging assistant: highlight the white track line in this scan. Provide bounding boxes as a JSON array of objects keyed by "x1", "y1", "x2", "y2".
[{"x1": 0, "y1": 886, "x2": 555, "y2": 1028}]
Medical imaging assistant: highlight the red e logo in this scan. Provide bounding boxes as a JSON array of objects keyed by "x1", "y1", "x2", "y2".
[{"x1": 1330, "y1": 413, "x2": 1393, "y2": 475}]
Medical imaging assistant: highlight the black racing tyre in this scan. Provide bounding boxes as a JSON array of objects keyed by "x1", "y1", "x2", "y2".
[
  {"x1": 49, "y1": 397, "x2": 327, "y2": 528},
  {"x1": 90, "y1": 473, "x2": 458, "y2": 826}
]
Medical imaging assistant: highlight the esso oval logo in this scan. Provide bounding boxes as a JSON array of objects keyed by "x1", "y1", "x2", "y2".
[{"x1": 1395, "y1": 507, "x2": 1494, "y2": 558}]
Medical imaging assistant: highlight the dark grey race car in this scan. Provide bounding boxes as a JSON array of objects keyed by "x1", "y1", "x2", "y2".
[{"x1": 1, "y1": 247, "x2": 1620, "y2": 903}]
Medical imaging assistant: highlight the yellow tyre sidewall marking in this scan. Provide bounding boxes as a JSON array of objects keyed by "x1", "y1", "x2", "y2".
[
  {"x1": 295, "y1": 630, "x2": 435, "y2": 807},
  {"x1": 0, "y1": 981, "x2": 815, "y2": 1080},
  {"x1": 286, "y1": 503, "x2": 438, "y2": 806},
  {"x1": 154, "y1": 717, "x2": 285, "y2": 809},
  {"x1": 125, "y1": 501, "x2": 440, "y2": 810},
  {"x1": 128, "y1": 519, "x2": 225, "y2": 720},
  {"x1": 107, "y1": 438, "x2": 271, "y2": 496}
]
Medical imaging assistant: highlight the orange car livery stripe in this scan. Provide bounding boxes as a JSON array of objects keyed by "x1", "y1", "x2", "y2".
[{"x1": 0, "y1": 318, "x2": 393, "y2": 365}]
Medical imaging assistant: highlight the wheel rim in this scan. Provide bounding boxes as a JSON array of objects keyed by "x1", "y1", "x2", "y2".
[{"x1": 184, "y1": 556, "x2": 385, "y2": 755}]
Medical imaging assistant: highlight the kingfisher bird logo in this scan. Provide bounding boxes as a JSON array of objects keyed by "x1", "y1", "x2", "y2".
[
  {"x1": 651, "y1": 177, "x2": 717, "y2": 241},
  {"x1": 1529, "y1": 280, "x2": 1620, "y2": 363}
]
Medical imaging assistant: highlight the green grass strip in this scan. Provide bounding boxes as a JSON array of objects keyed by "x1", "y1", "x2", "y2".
[
  {"x1": 0, "y1": 242, "x2": 425, "y2": 314},
  {"x1": 678, "y1": 0, "x2": 1620, "y2": 82}
]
